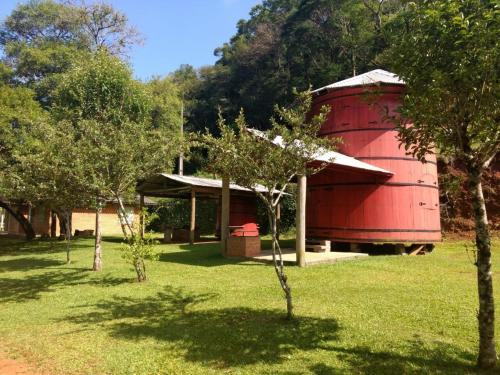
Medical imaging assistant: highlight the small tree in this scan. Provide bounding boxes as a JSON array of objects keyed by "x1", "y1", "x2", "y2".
[
  {"x1": 203, "y1": 90, "x2": 332, "y2": 319},
  {"x1": 53, "y1": 50, "x2": 183, "y2": 271},
  {"x1": 385, "y1": 1, "x2": 499, "y2": 369},
  {"x1": 76, "y1": 1, "x2": 142, "y2": 56},
  {"x1": 120, "y1": 210, "x2": 158, "y2": 282},
  {"x1": 10, "y1": 119, "x2": 92, "y2": 263}
]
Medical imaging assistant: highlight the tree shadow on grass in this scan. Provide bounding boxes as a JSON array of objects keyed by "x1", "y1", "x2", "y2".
[
  {"x1": 309, "y1": 341, "x2": 487, "y2": 375},
  {"x1": 0, "y1": 238, "x2": 132, "y2": 302},
  {"x1": 0, "y1": 257, "x2": 64, "y2": 272},
  {"x1": 0, "y1": 238, "x2": 89, "y2": 256},
  {"x1": 0, "y1": 269, "x2": 85, "y2": 302},
  {"x1": 0, "y1": 269, "x2": 130, "y2": 303},
  {"x1": 61, "y1": 285, "x2": 340, "y2": 369}
]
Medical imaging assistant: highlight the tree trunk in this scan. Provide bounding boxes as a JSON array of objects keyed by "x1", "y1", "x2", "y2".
[
  {"x1": 58, "y1": 212, "x2": 66, "y2": 239},
  {"x1": 139, "y1": 194, "x2": 145, "y2": 240},
  {"x1": 352, "y1": 52, "x2": 356, "y2": 77},
  {"x1": 93, "y1": 205, "x2": 103, "y2": 271},
  {"x1": 118, "y1": 210, "x2": 129, "y2": 239},
  {"x1": 276, "y1": 203, "x2": 281, "y2": 240},
  {"x1": 116, "y1": 195, "x2": 133, "y2": 238},
  {"x1": 467, "y1": 165, "x2": 497, "y2": 369},
  {"x1": 269, "y1": 209, "x2": 293, "y2": 319},
  {"x1": 134, "y1": 258, "x2": 146, "y2": 282},
  {"x1": 57, "y1": 211, "x2": 72, "y2": 240},
  {"x1": 63, "y1": 210, "x2": 72, "y2": 264},
  {"x1": 0, "y1": 200, "x2": 35, "y2": 240}
]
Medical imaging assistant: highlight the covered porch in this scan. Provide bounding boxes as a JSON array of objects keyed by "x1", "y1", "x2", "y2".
[
  {"x1": 136, "y1": 174, "x2": 264, "y2": 248},
  {"x1": 137, "y1": 139, "x2": 392, "y2": 267},
  {"x1": 137, "y1": 143, "x2": 392, "y2": 266}
]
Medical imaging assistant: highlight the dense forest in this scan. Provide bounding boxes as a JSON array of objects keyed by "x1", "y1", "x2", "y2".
[{"x1": 175, "y1": 0, "x2": 404, "y2": 134}]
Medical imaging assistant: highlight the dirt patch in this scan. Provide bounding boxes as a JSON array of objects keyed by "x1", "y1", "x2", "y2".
[{"x1": 0, "y1": 350, "x2": 46, "y2": 375}]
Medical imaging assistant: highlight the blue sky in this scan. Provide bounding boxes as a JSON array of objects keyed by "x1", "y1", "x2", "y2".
[{"x1": 0, "y1": 0, "x2": 260, "y2": 80}]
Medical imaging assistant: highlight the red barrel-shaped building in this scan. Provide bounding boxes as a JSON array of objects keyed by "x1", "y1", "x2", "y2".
[{"x1": 307, "y1": 70, "x2": 441, "y2": 246}]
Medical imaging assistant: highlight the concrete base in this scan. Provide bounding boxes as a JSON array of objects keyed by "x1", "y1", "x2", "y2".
[
  {"x1": 250, "y1": 248, "x2": 368, "y2": 266},
  {"x1": 226, "y1": 236, "x2": 261, "y2": 257}
]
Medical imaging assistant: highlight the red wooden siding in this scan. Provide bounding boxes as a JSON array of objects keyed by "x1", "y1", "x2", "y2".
[{"x1": 308, "y1": 85, "x2": 441, "y2": 243}]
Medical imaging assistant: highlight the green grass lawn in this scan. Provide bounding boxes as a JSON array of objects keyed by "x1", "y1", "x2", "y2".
[{"x1": 0, "y1": 235, "x2": 499, "y2": 374}]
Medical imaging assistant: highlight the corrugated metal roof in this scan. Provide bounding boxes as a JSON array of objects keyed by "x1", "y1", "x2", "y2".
[
  {"x1": 158, "y1": 174, "x2": 273, "y2": 193},
  {"x1": 116, "y1": 196, "x2": 157, "y2": 205},
  {"x1": 312, "y1": 69, "x2": 404, "y2": 93},
  {"x1": 312, "y1": 148, "x2": 393, "y2": 174},
  {"x1": 247, "y1": 129, "x2": 393, "y2": 175}
]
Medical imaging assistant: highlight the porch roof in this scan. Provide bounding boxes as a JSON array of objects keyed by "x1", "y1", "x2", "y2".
[
  {"x1": 247, "y1": 129, "x2": 393, "y2": 176},
  {"x1": 136, "y1": 173, "x2": 272, "y2": 199}
]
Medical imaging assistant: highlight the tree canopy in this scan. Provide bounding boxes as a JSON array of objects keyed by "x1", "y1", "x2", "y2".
[
  {"x1": 52, "y1": 50, "x2": 183, "y2": 269},
  {"x1": 0, "y1": 63, "x2": 45, "y2": 198},
  {"x1": 385, "y1": 0, "x2": 499, "y2": 167},
  {"x1": 385, "y1": 0, "x2": 499, "y2": 369},
  {"x1": 0, "y1": 0, "x2": 141, "y2": 106}
]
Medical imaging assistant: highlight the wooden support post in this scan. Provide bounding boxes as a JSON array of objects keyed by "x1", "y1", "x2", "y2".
[
  {"x1": 189, "y1": 189, "x2": 196, "y2": 245},
  {"x1": 139, "y1": 194, "x2": 145, "y2": 240},
  {"x1": 296, "y1": 175, "x2": 306, "y2": 267},
  {"x1": 221, "y1": 177, "x2": 230, "y2": 255},
  {"x1": 215, "y1": 198, "x2": 221, "y2": 238}
]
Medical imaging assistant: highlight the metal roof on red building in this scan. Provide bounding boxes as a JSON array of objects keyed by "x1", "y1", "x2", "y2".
[
  {"x1": 247, "y1": 128, "x2": 393, "y2": 176},
  {"x1": 155, "y1": 174, "x2": 272, "y2": 193},
  {"x1": 136, "y1": 173, "x2": 281, "y2": 199},
  {"x1": 312, "y1": 69, "x2": 404, "y2": 93}
]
